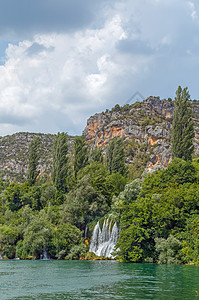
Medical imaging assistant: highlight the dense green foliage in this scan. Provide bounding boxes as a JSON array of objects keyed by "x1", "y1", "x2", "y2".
[
  {"x1": 117, "y1": 158, "x2": 199, "y2": 264},
  {"x1": 124, "y1": 139, "x2": 151, "y2": 180},
  {"x1": 105, "y1": 138, "x2": 126, "y2": 176},
  {"x1": 90, "y1": 147, "x2": 103, "y2": 163},
  {"x1": 1, "y1": 140, "x2": 199, "y2": 263},
  {"x1": 27, "y1": 137, "x2": 41, "y2": 186},
  {"x1": 0, "y1": 133, "x2": 127, "y2": 260},
  {"x1": 0, "y1": 87, "x2": 199, "y2": 264},
  {"x1": 52, "y1": 132, "x2": 70, "y2": 195},
  {"x1": 74, "y1": 136, "x2": 88, "y2": 178},
  {"x1": 3, "y1": 151, "x2": 198, "y2": 263},
  {"x1": 171, "y1": 86, "x2": 194, "y2": 161}
]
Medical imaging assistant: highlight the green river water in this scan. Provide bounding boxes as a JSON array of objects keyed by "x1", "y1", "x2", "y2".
[{"x1": 0, "y1": 260, "x2": 199, "y2": 299}]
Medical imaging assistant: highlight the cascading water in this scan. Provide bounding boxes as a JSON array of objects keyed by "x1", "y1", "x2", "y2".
[
  {"x1": 40, "y1": 250, "x2": 50, "y2": 260},
  {"x1": 85, "y1": 225, "x2": 88, "y2": 238},
  {"x1": 89, "y1": 218, "x2": 119, "y2": 258}
]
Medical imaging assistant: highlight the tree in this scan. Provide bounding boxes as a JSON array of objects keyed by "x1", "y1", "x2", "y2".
[
  {"x1": 105, "y1": 138, "x2": 126, "y2": 176},
  {"x1": 52, "y1": 223, "x2": 82, "y2": 259},
  {"x1": 181, "y1": 215, "x2": 199, "y2": 265},
  {"x1": 111, "y1": 178, "x2": 141, "y2": 221},
  {"x1": 77, "y1": 162, "x2": 126, "y2": 204},
  {"x1": 21, "y1": 212, "x2": 53, "y2": 259},
  {"x1": 155, "y1": 235, "x2": 182, "y2": 264},
  {"x1": 52, "y1": 132, "x2": 70, "y2": 194},
  {"x1": 171, "y1": 86, "x2": 194, "y2": 161},
  {"x1": 90, "y1": 147, "x2": 103, "y2": 163},
  {"x1": 105, "y1": 138, "x2": 115, "y2": 173},
  {"x1": 21, "y1": 185, "x2": 42, "y2": 211},
  {"x1": 116, "y1": 158, "x2": 199, "y2": 263},
  {"x1": 4, "y1": 182, "x2": 30, "y2": 212},
  {"x1": 27, "y1": 137, "x2": 41, "y2": 185},
  {"x1": 60, "y1": 176, "x2": 109, "y2": 229},
  {"x1": 0, "y1": 225, "x2": 18, "y2": 258},
  {"x1": 74, "y1": 136, "x2": 88, "y2": 178}
]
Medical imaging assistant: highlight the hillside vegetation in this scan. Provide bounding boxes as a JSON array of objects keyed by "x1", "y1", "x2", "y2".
[
  {"x1": 0, "y1": 86, "x2": 199, "y2": 264},
  {"x1": 1, "y1": 96, "x2": 199, "y2": 182}
]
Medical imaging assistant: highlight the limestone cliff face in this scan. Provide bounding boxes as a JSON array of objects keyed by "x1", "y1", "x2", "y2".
[
  {"x1": 1, "y1": 97, "x2": 199, "y2": 181},
  {"x1": 0, "y1": 133, "x2": 75, "y2": 181},
  {"x1": 83, "y1": 97, "x2": 199, "y2": 173}
]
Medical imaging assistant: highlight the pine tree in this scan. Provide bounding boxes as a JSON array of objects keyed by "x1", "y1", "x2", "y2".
[
  {"x1": 52, "y1": 132, "x2": 70, "y2": 193},
  {"x1": 105, "y1": 138, "x2": 126, "y2": 175},
  {"x1": 171, "y1": 86, "x2": 194, "y2": 161},
  {"x1": 74, "y1": 136, "x2": 88, "y2": 179},
  {"x1": 27, "y1": 137, "x2": 41, "y2": 186}
]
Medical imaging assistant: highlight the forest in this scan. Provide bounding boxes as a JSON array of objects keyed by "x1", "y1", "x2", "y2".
[{"x1": 0, "y1": 86, "x2": 199, "y2": 265}]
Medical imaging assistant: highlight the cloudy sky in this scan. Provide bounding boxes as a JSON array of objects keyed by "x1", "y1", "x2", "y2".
[{"x1": 0, "y1": 0, "x2": 199, "y2": 136}]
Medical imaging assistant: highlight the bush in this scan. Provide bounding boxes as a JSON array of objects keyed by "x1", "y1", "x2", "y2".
[
  {"x1": 65, "y1": 243, "x2": 87, "y2": 260},
  {"x1": 52, "y1": 223, "x2": 83, "y2": 258},
  {"x1": 155, "y1": 235, "x2": 182, "y2": 264}
]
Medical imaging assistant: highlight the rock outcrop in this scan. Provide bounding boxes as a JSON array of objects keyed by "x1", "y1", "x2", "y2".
[
  {"x1": 83, "y1": 97, "x2": 199, "y2": 173},
  {"x1": 0, "y1": 132, "x2": 75, "y2": 181},
  {"x1": 0, "y1": 97, "x2": 199, "y2": 181}
]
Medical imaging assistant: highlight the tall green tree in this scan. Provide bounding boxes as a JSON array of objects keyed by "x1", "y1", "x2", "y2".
[
  {"x1": 171, "y1": 86, "x2": 194, "y2": 161},
  {"x1": 27, "y1": 137, "x2": 41, "y2": 185},
  {"x1": 90, "y1": 147, "x2": 103, "y2": 163},
  {"x1": 52, "y1": 132, "x2": 70, "y2": 194},
  {"x1": 105, "y1": 138, "x2": 126, "y2": 175},
  {"x1": 74, "y1": 136, "x2": 88, "y2": 178}
]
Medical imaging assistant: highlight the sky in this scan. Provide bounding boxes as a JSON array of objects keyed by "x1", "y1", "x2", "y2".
[{"x1": 0, "y1": 0, "x2": 199, "y2": 136}]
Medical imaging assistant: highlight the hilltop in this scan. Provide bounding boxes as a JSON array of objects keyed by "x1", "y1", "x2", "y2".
[
  {"x1": 84, "y1": 97, "x2": 199, "y2": 177},
  {"x1": 0, "y1": 97, "x2": 199, "y2": 181}
]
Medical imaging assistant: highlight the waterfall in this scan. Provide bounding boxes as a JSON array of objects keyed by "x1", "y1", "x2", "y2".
[
  {"x1": 40, "y1": 250, "x2": 50, "y2": 260},
  {"x1": 85, "y1": 225, "x2": 88, "y2": 238},
  {"x1": 89, "y1": 218, "x2": 119, "y2": 258}
]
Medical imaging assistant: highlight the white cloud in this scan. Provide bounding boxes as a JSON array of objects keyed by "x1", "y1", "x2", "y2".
[
  {"x1": 188, "y1": 1, "x2": 198, "y2": 21},
  {"x1": 0, "y1": 15, "x2": 129, "y2": 135},
  {"x1": 0, "y1": 0, "x2": 199, "y2": 136},
  {"x1": 86, "y1": 73, "x2": 107, "y2": 93}
]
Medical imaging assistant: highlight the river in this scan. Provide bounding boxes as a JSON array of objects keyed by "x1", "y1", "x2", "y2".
[{"x1": 0, "y1": 260, "x2": 199, "y2": 299}]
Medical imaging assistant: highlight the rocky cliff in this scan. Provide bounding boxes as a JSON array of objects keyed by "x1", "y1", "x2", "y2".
[
  {"x1": 83, "y1": 97, "x2": 199, "y2": 174},
  {"x1": 0, "y1": 97, "x2": 198, "y2": 181},
  {"x1": 0, "y1": 133, "x2": 75, "y2": 181}
]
